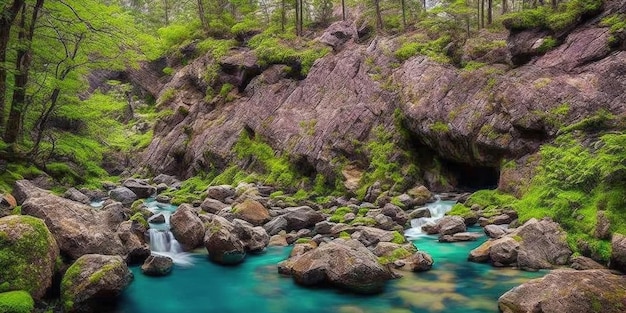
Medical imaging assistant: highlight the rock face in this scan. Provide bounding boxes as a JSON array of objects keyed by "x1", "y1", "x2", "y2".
[
  {"x1": 21, "y1": 194, "x2": 127, "y2": 260},
  {"x1": 0, "y1": 215, "x2": 59, "y2": 299},
  {"x1": 170, "y1": 205, "x2": 205, "y2": 251},
  {"x1": 61, "y1": 254, "x2": 133, "y2": 312},
  {"x1": 279, "y1": 239, "x2": 395, "y2": 294},
  {"x1": 141, "y1": 255, "x2": 173, "y2": 276},
  {"x1": 498, "y1": 270, "x2": 626, "y2": 313}
]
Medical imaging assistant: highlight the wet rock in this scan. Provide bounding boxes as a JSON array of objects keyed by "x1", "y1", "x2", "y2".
[
  {"x1": 170, "y1": 204, "x2": 204, "y2": 251},
  {"x1": 233, "y1": 199, "x2": 270, "y2": 226},
  {"x1": 116, "y1": 220, "x2": 150, "y2": 264},
  {"x1": 610, "y1": 233, "x2": 626, "y2": 273},
  {"x1": 155, "y1": 183, "x2": 168, "y2": 194},
  {"x1": 0, "y1": 215, "x2": 59, "y2": 299},
  {"x1": 498, "y1": 270, "x2": 626, "y2": 313},
  {"x1": 141, "y1": 255, "x2": 173, "y2": 276},
  {"x1": 122, "y1": 178, "x2": 156, "y2": 199},
  {"x1": 278, "y1": 239, "x2": 395, "y2": 293},
  {"x1": 424, "y1": 216, "x2": 466, "y2": 235},
  {"x1": 61, "y1": 254, "x2": 132, "y2": 313},
  {"x1": 401, "y1": 251, "x2": 434, "y2": 272},
  {"x1": 64, "y1": 188, "x2": 91, "y2": 204},
  {"x1": 155, "y1": 195, "x2": 171, "y2": 203},
  {"x1": 490, "y1": 237, "x2": 520, "y2": 266},
  {"x1": 206, "y1": 185, "x2": 235, "y2": 202},
  {"x1": 439, "y1": 232, "x2": 482, "y2": 243},
  {"x1": 232, "y1": 219, "x2": 270, "y2": 253},
  {"x1": 100, "y1": 202, "x2": 131, "y2": 231},
  {"x1": 108, "y1": 187, "x2": 137, "y2": 206},
  {"x1": 204, "y1": 227, "x2": 246, "y2": 265},
  {"x1": 148, "y1": 214, "x2": 166, "y2": 224},
  {"x1": 22, "y1": 194, "x2": 127, "y2": 259}
]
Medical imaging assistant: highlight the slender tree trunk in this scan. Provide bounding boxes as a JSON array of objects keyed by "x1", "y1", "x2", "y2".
[
  {"x1": 281, "y1": 0, "x2": 286, "y2": 31},
  {"x1": 163, "y1": 0, "x2": 170, "y2": 25},
  {"x1": 551, "y1": 0, "x2": 557, "y2": 9},
  {"x1": 341, "y1": 0, "x2": 346, "y2": 20},
  {"x1": 374, "y1": 0, "x2": 383, "y2": 30},
  {"x1": 299, "y1": 0, "x2": 304, "y2": 35},
  {"x1": 480, "y1": 0, "x2": 485, "y2": 29},
  {"x1": 401, "y1": 0, "x2": 407, "y2": 29},
  {"x1": 5, "y1": 0, "x2": 43, "y2": 144},
  {"x1": 502, "y1": 0, "x2": 508, "y2": 13},
  {"x1": 197, "y1": 0, "x2": 208, "y2": 34},
  {"x1": 0, "y1": 0, "x2": 23, "y2": 131},
  {"x1": 295, "y1": 0, "x2": 300, "y2": 36},
  {"x1": 487, "y1": 0, "x2": 492, "y2": 25}
]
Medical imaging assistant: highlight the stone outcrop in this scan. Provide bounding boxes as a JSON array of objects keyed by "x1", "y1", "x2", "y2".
[
  {"x1": 0, "y1": 215, "x2": 59, "y2": 299},
  {"x1": 141, "y1": 255, "x2": 173, "y2": 276},
  {"x1": 232, "y1": 199, "x2": 270, "y2": 226},
  {"x1": 278, "y1": 239, "x2": 395, "y2": 294},
  {"x1": 61, "y1": 254, "x2": 133, "y2": 312},
  {"x1": 21, "y1": 194, "x2": 127, "y2": 260},
  {"x1": 498, "y1": 270, "x2": 626, "y2": 313},
  {"x1": 204, "y1": 227, "x2": 246, "y2": 265},
  {"x1": 12, "y1": 180, "x2": 49, "y2": 205},
  {"x1": 108, "y1": 187, "x2": 137, "y2": 206},
  {"x1": 609, "y1": 233, "x2": 626, "y2": 272},
  {"x1": 170, "y1": 204, "x2": 204, "y2": 251}
]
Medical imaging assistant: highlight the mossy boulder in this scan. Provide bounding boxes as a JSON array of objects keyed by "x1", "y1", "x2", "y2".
[
  {"x1": 0, "y1": 215, "x2": 59, "y2": 299},
  {"x1": 61, "y1": 254, "x2": 133, "y2": 313},
  {"x1": 0, "y1": 290, "x2": 35, "y2": 313}
]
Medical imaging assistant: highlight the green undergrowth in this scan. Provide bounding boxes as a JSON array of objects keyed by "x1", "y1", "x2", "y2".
[
  {"x1": 0, "y1": 291, "x2": 34, "y2": 313},
  {"x1": 471, "y1": 132, "x2": 626, "y2": 261},
  {"x1": 0, "y1": 163, "x2": 44, "y2": 193},
  {"x1": 394, "y1": 34, "x2": 452, "y2": 63},
  {"x1": 378, "y1": 247, "x2": 413, "y2": 265},
  {"x1": 502, "y1": 0, "x2": 603, "y2": 32},
  {"x1": 248, "y1": 28, "x2": 331, "y2": 76}
]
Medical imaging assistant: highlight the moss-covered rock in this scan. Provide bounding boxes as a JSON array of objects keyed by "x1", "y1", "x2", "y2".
[
  {"x1": 0, "y1": 290, "x2": 35, "y2": 313},
  {"x1": 61, "y1": 254, "x2": 132, "y2": 312},
  {"x1": 0, "y1": 215, "x2": 59, "y2": 299}
]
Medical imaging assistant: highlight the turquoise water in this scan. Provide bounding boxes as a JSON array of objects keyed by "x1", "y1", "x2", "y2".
[{"x1": 118, "y1": 227, "x2": 545, "y2": 313}]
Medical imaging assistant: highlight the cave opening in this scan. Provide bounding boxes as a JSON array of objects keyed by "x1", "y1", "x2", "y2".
[{"x1": 442, "y1": 159, "x2": 500, "y2": 191}]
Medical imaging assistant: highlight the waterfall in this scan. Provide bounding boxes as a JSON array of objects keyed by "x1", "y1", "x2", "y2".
[
  {"x1": 145, "y1": 199, "x2": 195, "y2": 267},
  {"x1": 404, "y1": 195, "x2": 456, "y2": 240}
]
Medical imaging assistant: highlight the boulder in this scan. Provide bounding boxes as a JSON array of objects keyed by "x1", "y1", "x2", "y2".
[
  {"x1": 268, "y1": 234, "x2": 288, "y2": 246},
  {"x1": 498, "y1": 270, "x2": 626, "y2": 313},
  {"x1": 64, "y1": 188, "x2": 90, "y2": 204},
  {"x1": 200, "y1": 198, "x2": 228, "y2": 214},
  {"x1": 155, "y1": 195, "x2": 171, "y2": 203},
  {"x1": 108, "y1": 187, "x2": 137, "y2": 206},
  {"x1": 515, "y1": 218, "x2": 571, "y2": 270},
  {"x1": 468, "y1": 240, "x2": 494, "y2": 263},
  {"x1": 170, "y1": 204, "x2": 204, "y2": 251},
  {"x1": 401, "y1": 251, "x2": 434, "y2": 272},
  {"x1": 141, "y1": 255, "x2": 173, "y2": 276},
  {"x1": 122, "y1": 178, "x2": 156, "y2": 199},
  {"x1": 439, "y1": 232, "x2": 482, "y2": 242},
  {"x1": 279, "y1": 239, "x2": 395, "y2": 293},
  {"x1": 0, "y1": 215, "x2": 59, "y2": 299},
  {"x1": 204, "y1": 227, "x2": 246, "y2": 265},
  {"x1": 232, "y1": 219, "x2": 270, "y2": 253},
  {"x1": 424, "y1": 216, "x2": 465, "y2": 235},
  {"x1": 609, "y1": 233, "x2": 626, "y2": 273},
  {"x1": 490, "y1": 237, "x2": 520, "y2": 266},
  {"x1": 61, "y1": 254, "x2": 133, "y2": 312},
  {"x1": 0, "y1": 194, "x2": 16, "y2": 218},
  {"x1": 408, "y1": 207, "x2": 431, "y2": 219},
  {"x1": 279, "y1": 206, "x2": 325, "y2": 231},
  {"x1": 233, "y1": 199, "x2": 270, "y2": 226},
  {"x1": 116, "y1": 220, "x2": 150, "y2": 264},
  {"x1": 406, "y1": 185, "x2": 432, "y2": 206},
  {"x1": 350, "y1": 226, "x2": 397, "y2": 247},
  {"x1": 22, "y1": 194, "x2": 127, "y2": 260},
  {"x1": 100, "y1": 202, "x2": 131, "y2": 231},
  {"x1": 570, "y1": 256, "x2": 605, "y2": 270},
  {"x1": 12, "y1": 180, "x2": 49, "y2": 205},
  {"x1": 152, "y1": 174, "x2": 179, "y2": 186},
  {"x1": 206, "y1": 185, "x2": 235, "y2": 202},
  {"x1": 318, "y1": 20, "x2": 357, "y2": 51},
  {"x1": 263, "y1": 216, "x2": 289, "y2": 236},
  {"x1": 381, "y1": 203, "x2": 409, "y2": 225},
  {"x1": 148, "y1": 214, "x2": 166, "y2": 224},
  {"x1": 594, "y1": 211, "x2": 611, "y2": 240},
  {"x1": 484, "y1": 224, "x2": 506, "y2": 239}
]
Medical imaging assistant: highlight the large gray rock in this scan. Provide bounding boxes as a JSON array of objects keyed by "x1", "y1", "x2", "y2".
[
  {"x1": 280, "y1": 206, "x2": 325, "y2": 231},
  {"x1": 170, "y1": 204, "x2": 204, "y2": 251},
  {"x1": 141, "y1": 255, "x2": 173, "y2": 276},
  {"x1": 108, "y1": 187, "x2": 137, "y2": 206},
  {"x1": 515, "y1": 218, "x2": 571, "y2": 270},
  {"x1": 123, "y1": 178, "x2": 156, "y2": 199},
  {"x1": 12, "y1": 179, "x2": 49, "y2": 205},
  {"x1": 206, "y1": 185, "x2": 235, "y2": 202},
  {"x1": 204, "y1": 227, "x2": 246, "y2": 265},
  {"x1": 0, "y1": 215, "x2": 59, "y2": 299},
  {"x1": 498, "y1": 270, "x2": 626, "y2": 313},
  {"x1": 423, "y1": 216, "x2": 466, "y2": 235},
  {"x1": 200, "y1": 198, "x2": 228, "y2": 214},
  {"x1": 64, "y1": 188, "x2": 90, "y2": 204},
  {"x1": 22, "y1": 194, "x2": 127, "y2": 260},
  {"x1": 232, "y1": 219, "x2": 270, "y2": 253},
  {"x1": 490, "y1": 237, "x2": 520, "y2": 266},
  {"x1": 610, "y1": 233, "x2": 626, "y2": 273},
  {"x1": 61, "y1": 254, "x2": 133, "y2": 313},
  {"x1": 116, "y1": 220, "x2": 150, "y2": 264},
  {"x1": 278, "y1": 239, "x2": 395, "y2": 293}
]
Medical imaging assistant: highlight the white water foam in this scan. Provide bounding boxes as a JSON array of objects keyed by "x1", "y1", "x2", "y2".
[{"x1": 404, "y1": 196, "x2": 456, "y2": 240}]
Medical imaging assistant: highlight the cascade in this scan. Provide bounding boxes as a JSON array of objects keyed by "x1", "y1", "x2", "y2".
[
  {"x1": 145, "y1": 199, "x2": 194, "y2": 266},
  {"x1": 404, "y1": 195, "x2": 456, "y2": 240}
]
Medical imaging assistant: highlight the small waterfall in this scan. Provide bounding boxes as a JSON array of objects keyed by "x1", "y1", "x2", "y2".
[
  {"x1": 145, "y1": 199, "x2": 194, "y2": 266},
  {"x1": 405, "y1": 195, "x2": 456, "y2": 240}
]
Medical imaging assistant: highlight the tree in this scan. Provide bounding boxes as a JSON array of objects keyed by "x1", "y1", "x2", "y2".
[
  {"x1": 373, "y1": 0, "x2": 383, "y2": 29},
  {"x1": 341, "y1": 0, "x2": 346, "y2": 20},
  {"x1": 0, "y1": 0, "x2": 24, "y2": 130}
]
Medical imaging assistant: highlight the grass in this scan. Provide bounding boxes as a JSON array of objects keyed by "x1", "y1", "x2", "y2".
[
  {"x1": 502, "y1": 0, "x2": 603, "y2": 32},
  {"x1": 0, "y1": 291, "x2": 34, "y2": 313},
  {"x1": 394, "y1": 35, "x2": 452, "y2": 63}
]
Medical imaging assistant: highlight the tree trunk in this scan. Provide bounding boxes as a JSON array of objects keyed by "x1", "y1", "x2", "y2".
[
  {"x1": 299, "y1": 0, "x2": 303, "y2": 34},
  {"x1": 295, "y1": 0, "x2": 300, "y2": 36},
  {"x1": 374, "y1": 0, "x2": 383, "y2": 30},
  {"x1": 0, "y1": 0, "x2": 23, "y2": 131},
  {"x1": 281, "y1": 0, "x2": 286, "y2": 31},
  {"x1": 480, "y1": 0, "x2": 485, "y2": 29},
  {"x1": 5, "y1": 0, "x2": 44, "y2": 144},
  {"x1": 551, "y1": 0, "x2": 557, "y2": 9},
  {"x1": 487, "y1": 0, "x2": 492, "y2": 25},
  {"x1": 341, "y1": 0, "x2": 346, "y2": 20},
  {"x1": 401, "y1": 0, "x2": 407, "y2": 29},
  {"x1": 477, "y1": 0, "x2": 481, "y2": 29},
  {"x1": 163, "y1": 0, "x2": 170, "y2": 25},
  {"x1": 197, "y1": 0, "x2": 208, "y2": 34},
  {"x1": 502, "y1": 0, "x2": 508, "y2": 14}
]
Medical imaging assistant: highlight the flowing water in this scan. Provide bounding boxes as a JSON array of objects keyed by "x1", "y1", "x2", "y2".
[
  {"x1": 117, "y1": 199, "x2": 546, "y2": 313},
  {"x1": 404, "y1": 196, "x2": 457, "y2": 239},
  {"x1": 144, "y1": 199, "x2": 195, "y2": 266}
]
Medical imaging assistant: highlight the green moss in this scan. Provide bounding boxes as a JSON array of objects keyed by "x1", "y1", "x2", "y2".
[
  {"x1": 0, "y1": 216, "x2": 55, "y2": 296},
  {"x1": 0, "y1": 291, "x2": 34, "y2": 313},
  {"x1": 329, "y1": 206, "x2": 353, "y2": 223},
  {"x1": 88, "y1": 263, "x2": 118, "y2": 284},
  {"x1": 561, "y1": 109, "x2": 615, "y2": 133},
  {"x1": 158, "y1": 88, "x2": 177, "y2": 106},
  {"x1": 391, "y1": 231, "x2": 406, "y2": 244},
  {"x1": 503, "y1": 0, "x2": 602, "y2": 31},
  {"x1": 294, "y1": 237, "x2": 313, "y2": 244},
  {"x1": 338, "y1": 231, "x2": 351, "y2": 239},
  {"x1": 430, "y1": 121, "x2": 450, "y2": 133},
  {"x1": 350, "y1": 217, "x2": 377, "y2": 226},
  {"x1": 537, "y1": 36, "x2": 558, "y2": 53},
  {"x1": 219, "y1": 83, "x2": 235, "y2": 98},
  {"x1": 394, "y1": 35, "x2": 452, "y2": 63},
  {"x1": 448, "y1": 203, "x2": 473, "y2": 218},
  {"x1": 130, "y1": 212, "x2": 148, "y2": 229},
  {"x1": 465, "y1": 190, "x2": 517, "y2": 209},
  {"x1": 378, "y1": 247, "x2": 413, "y2": 265}
]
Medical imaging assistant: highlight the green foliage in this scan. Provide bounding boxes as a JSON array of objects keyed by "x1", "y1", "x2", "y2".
[
  {"x1": 601, "y1": 14, "x2": 626, "y2": 33},
  {"x1": 157, "y1": 23, "x2": 196, "y2": 52},
  {"x1": 294, "y1": 237, "x2": 313, "y2": 244},
  {"x1": 462, "y1": 61, "x2": 486, "y2": 71},
  {"x1": 0, "y1": 163, "x2": 44, "y2": 193},
  {"x1": 378, "y1": 247, "x2": 413, "y2": 265},
  {"x1": 162, "y1": 67, "x2": 174, "y2": 76},
  {"x1": 448, "y1": 203, "x2": 473, "y2": 218},
  {"x1": 503, "y1": 0, "x2": 603, "y2": 31},
  {"x1": 163, "y1": 174, "x2": 213, "y2": 205},
  {"x1": 231, "y1": 18, "x2": 262, "y2": 35},
  {"x1": 196, "y1": 38, "x2": 237, "y2": 59},
  {"x1": 430, "y1": 121, "x2": 450, "y2": 133},
  {"x1": 391, "y1": 231, "x2": 406, "y2": 244},
  {"x1": 329, "y1": 207, "x2": 353, "y2": 223},
  {"x1": 0, "y1": 291, "x2": 34, "y2": 313},
  {"x1": 561, "y1": 109, "x2": 615, "y2": 133},
  {"x1": 537, "y1": 36, "x2": 558, "y2": 53},
  {"x1": 394, "y1": 35, "x2": 452, "y2": 63},
  {"x1": 350, "y1": 217, "x2": 377, "y2": 226},
  {"x1": 219, "y1": 83, "x2": 235, "y2": 98},
  {"x1": 159, "y1": 88, "x2": 178, "y2": 106},
  {"x1": 339, "y1": 231, "x2": 351, "y2": 239},
  {"x1": 130, "y1": 212, "x2": 149, "y2": 229}
]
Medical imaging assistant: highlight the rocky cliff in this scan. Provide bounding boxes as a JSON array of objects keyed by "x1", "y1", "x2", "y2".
[{"x1": 130, "y1": 0, "x2": 626, "y2": 193}]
